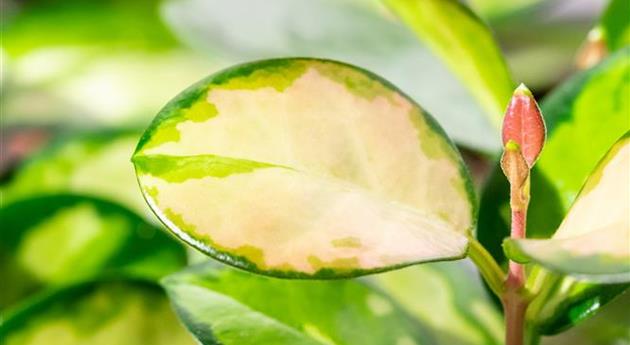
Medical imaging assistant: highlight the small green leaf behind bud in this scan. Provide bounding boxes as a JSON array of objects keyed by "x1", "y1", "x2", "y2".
[{"x1": 501, "y1": 140, "x2": 530, "y2": 210}]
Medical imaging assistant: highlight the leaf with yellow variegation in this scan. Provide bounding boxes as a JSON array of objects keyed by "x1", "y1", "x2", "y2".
[{"x1": 133, "y1": 58, "x2": 476, "y2": 278}]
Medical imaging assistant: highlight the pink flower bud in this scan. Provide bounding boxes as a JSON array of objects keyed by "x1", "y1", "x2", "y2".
[{"x1": 501, "y1": 84, "x2": 546, "y2": 167}]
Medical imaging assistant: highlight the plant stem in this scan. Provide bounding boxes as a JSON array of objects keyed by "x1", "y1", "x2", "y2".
[
  {"x1": 468, "y1": 237, "x2": 505, "y2": 297},
  {"x1": 503, "y1": 179, "x2": 530, "y2": 345}
]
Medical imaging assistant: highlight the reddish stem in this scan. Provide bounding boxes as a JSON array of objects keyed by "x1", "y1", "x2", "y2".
[
  {"x1": 503, "y1": 202, "x2": 529, "y2": 345},
  {"x1": 507, "y1": 209, "x2": 526, "y2": 286}
]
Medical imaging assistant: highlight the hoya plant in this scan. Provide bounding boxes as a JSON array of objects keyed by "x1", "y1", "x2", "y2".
[
  {"x1": 128, "y1": 4, "x2": 629, "y2": 345},
  {"x1": 2, "y1": 0, "x2": 629, "y2": 345}
]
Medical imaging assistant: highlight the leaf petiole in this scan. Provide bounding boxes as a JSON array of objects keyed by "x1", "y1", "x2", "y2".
[{"x1": 468, "y1": 237, "x2": 506, "y2": 298}]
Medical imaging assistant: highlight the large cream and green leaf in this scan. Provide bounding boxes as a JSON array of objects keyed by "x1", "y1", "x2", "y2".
[
  {"x1": 505, "y1": 133, "x2": 630, "y2": 283},
  {"x1": 133, "y1": 58, "x2": 475, "y2": 277}
]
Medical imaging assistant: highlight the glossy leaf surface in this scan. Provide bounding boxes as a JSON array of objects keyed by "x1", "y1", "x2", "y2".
[
  {"x1": 163, "y1": 262, "x2": 429, "y2": 345},
  {"x1": 384, "y1": 0, "x2": 514, "y2": 127},
  {"x1": 0, "y1": 195, "x2": 186, "y2": 309},
  {"x1": 0, "y1": 279, "x2": 195, "y2": 345},
  {"x1": 134, "y1": 58, "x2": 475, "y2": 278},
  {"x1": 505, "y1": 133, "x2": 630, "y2": 283}
]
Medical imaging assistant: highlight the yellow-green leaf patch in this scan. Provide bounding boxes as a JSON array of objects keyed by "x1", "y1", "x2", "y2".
[{"x1": 133, "y1": 58, "x2": 475, "y2": 278}]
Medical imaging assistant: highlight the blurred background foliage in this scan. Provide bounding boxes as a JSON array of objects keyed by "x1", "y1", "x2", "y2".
[{"x1": 0, "y1": 0, "x2": 628, "y2": 344}]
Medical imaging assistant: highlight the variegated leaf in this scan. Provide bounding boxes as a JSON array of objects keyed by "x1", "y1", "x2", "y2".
[
  {"x1": 505, "y1": 132, "x2": 630, "y2": 283},
  {"x1": 133, "y1": 58, "x2": 476, "y2": 278},
  {"x1": 162, "y1": 262, "x2": 430, "y2": 345}
]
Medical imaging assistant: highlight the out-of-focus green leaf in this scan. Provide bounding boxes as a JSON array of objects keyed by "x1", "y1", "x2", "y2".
[
  {"x1": 383, "y1": 0, "x2": 514, "y2": 127},
  {"x1": 467, "y1": 0, "x2": 544, "y2": 19},
  {"x1": 505, "y1": 132, "x2": 630, "y2": 283},
  {"x1": 134, "y1": 58, "x2": 476, "y2": 278},
  {"x1": 161, "y1": 0, "x2": 501, "y2": 152},
  {"x1": 0, "y1": 279, "x2": 196, "y2": 345},
  {"x1": 374, "y1": 261, "x2": 504, "y2": 345},
  {"x1": 1, "y1": 0, "x2": 216, "y2": 127},
  {"x1": 2, "y1": 50, "x2": 216, "y2": 127},
  {"x1": 538, "y1": 47, "x2": 630, "y2": 209},
  {"x1": 476, "y1": 48, "x2": 630, "y2": 329},
  {"x1": 0, "y1": 194, "x2": 186, "y2": 309},
  {"x1": 600, "y1": 0, "x2": 630, "y2": 51},
  {"x1": 2, "y1": 130, "x2": 150, "y2": 217},
  {"x1": 163, "y1": 261, "x2": 450, "y2": 345},
  {"x1": 2, "y1": 0, "x2": 176, "y2": 56}
]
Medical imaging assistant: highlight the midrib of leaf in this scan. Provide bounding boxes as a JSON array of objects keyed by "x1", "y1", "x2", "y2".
[{"x1": 133, "y1": 152, "x2": 467, "y2": 239}]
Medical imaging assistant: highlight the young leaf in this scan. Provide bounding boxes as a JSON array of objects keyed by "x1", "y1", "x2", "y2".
[
  {"x1": 504, "y1": 132, "x2": 630, "y2": 283},
  {"x1": 0, "y1": 194, "x2": 186, "y2": 309},
  {"x1": 2, "y1": 130, "x2": 151, "y2": 218},
  {"x1": 162, "y1": 262, "x2": 430, "y2": 345},
  {"x1": 384, "y1": 0, "x2": 514, "y2": 127},
  {"x1": 133, "y1": 58, "x2": 476, "y2": 278},
  {"x1": 0, "y1": 279, "x2": 196, "y2": 345}
]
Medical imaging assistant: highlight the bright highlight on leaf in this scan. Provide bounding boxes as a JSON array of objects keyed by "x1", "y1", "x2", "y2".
[
  {"x1": 505, "y1": 132, "x2": 630, "y2": 283},
  {"x1": 133, "y1": 58, "x2": 475, "y2": 278},
  {"x1": 501, "y1": 84, "x2": 546, "y2": 167}
]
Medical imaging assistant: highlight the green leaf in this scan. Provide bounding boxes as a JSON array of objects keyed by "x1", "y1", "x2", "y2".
[
  {"x1": 162, "y1": 262, "x2": 434, "y2": 345},
  {"x1": 134, "y1": 58, "x2": 476, "y2": 278},
  {"x1": 538, "y1": 47, "x2": 630, "y2": 210},
  {"x1": 505, "y1": 132, "x2": 630, "y2": 283},
  {"x1": 2, "y1": 130, "x2": 151, "y2": 218},
  {"x1": 2, "y1": 1, "x2": 215, "y2": 127},
  {"x1": 374, "y1": 262, "x2": 504, "y2": 345},
  {"x1": 383, "y1": 0, "x2": 514, "y2": 127},
  {"x1": 0, "y1": 279, "x2": 196, "y2": 345},
  {"x1": 2, "y1": 0, "x2": 176, "y2": 56},
  {"x1": 0, "y1": 194, "x2": 186, "y2": 309},
  {"x1": 161, "y1": 0, "x2": 501, "y2": 152},
  {"x1": 527, "y1": 275, "x2": 628, "y2": 335},
  {"x1": 600, "y1": 0, "x2": 630, "y2": 51},
  {"x1": 542, "y1": 289, "x2": 630, "y2": 343}
]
